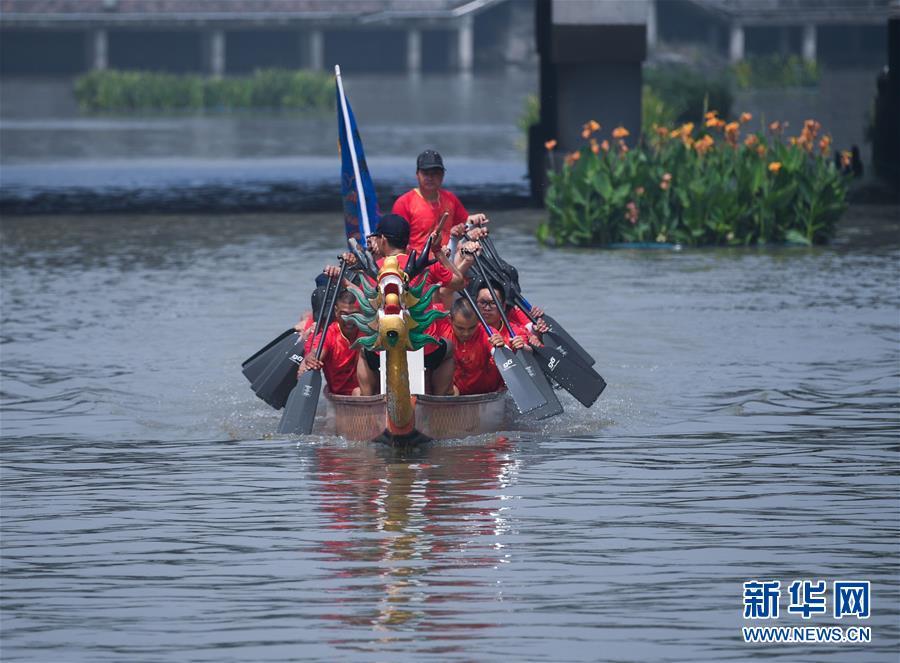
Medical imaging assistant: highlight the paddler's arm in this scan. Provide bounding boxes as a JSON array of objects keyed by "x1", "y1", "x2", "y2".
[
  {"x1": 454, "y1": 240, "x2": 481, "y2": 278},
  {"x1": 430, "y1": 230, "x2": 465, "y2": 291}
]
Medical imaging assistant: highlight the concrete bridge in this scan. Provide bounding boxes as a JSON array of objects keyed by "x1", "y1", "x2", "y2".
[
  {"x1": 656, "y1": 0, "x2": 891, "y2": 65},
  {"x1": 0, "y1": 0, "x2": 534, "y2": 75},
  {"x1": 0, "y1": 0, "x2": 891, "y2": 76}
]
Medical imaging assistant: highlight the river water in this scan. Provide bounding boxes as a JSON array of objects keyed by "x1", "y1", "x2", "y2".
[{"x1": 1, "y1": 205, "x2": 898, "y2": 661}]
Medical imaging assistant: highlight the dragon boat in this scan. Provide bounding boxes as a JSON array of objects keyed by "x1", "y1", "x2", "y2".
[
  {"x1": 246, "y1": 66, "x2": 605, "y2": 445},
  {"x1": 333, "y1": 253, "x2": 508, "y2": 446}
]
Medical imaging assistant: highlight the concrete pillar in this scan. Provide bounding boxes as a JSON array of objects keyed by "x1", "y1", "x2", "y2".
[
  {"x1": 207, "y1": 29, "x2": 225, "y2": 78},
  {"x1": 407, "y1": 28, "x2": 421, "y2": 73},
  {"x1": 91, "y1": 29, "x2": 108, "y2": 70},
  {"x1": 778, "y1": 26, "x2": 790, "y2": 55},
  {"x1": 646, "y1": 0, "x2": 657, "y2": 50},
  {"x1": 707, "y1": 24, "x2": 718, "y2": 53},
  {"x1": 729, "y1": 23, "x2": 745, "y2": 62},
  {"x1": 457, "y1": 15, "x2": 473, "y2": 72},
  {"x1": 308, "y1": 29, "x2": 323, "y2": 71},
  {"x1": 802, "y1": 24, "x2": 817, "y2": 62}
]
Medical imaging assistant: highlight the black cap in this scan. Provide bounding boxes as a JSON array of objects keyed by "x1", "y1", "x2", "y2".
[
  {"x1": 416, "y1": 149, "x2": 445, "y2": 172},
  {"x1": 374, "y1": 213, "x2": 410, "y2": 249}
]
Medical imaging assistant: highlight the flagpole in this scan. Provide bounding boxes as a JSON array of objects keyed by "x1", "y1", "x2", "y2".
[{"x1": 335, "y1": 65, "x2": 371, "y2": 238}]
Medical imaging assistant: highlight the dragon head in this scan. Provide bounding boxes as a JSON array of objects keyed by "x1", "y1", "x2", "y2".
[{"x1": 345, "y1": 255, "x2": 448, "y2": 353}]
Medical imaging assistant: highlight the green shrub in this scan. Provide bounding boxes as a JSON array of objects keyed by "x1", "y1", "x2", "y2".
[
  {"x1": 732, "y1": 55, "x2": 820, "y2": 89},
  {"x1": 644, "y1": 65, "x2": 733, "y2": 125},
  {"x1": 539, "y1": 114, "x2": 848, "y2": 247},
  {"x1": 73, "y1": 69, "x2": 334, "y2": 112},
  {"x1": 641, "y1": 84, "x2": 677, "y2": 134}
]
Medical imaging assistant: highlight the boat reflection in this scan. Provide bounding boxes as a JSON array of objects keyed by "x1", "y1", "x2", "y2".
[{"x1": 308, "y1": 437, "x2": 519, "y2": 643}]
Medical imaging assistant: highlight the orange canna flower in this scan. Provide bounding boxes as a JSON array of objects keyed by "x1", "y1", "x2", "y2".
[
  {"x1": 740, "y1": 112, "x2": 752, "y2": 124},
  {"x1": 724, "y1": 121, "x2": 740, "y2": 146},
  {"x1": 625, "y1": 201, "x2": 639, "y2": 225},
  {"x1": 618, "y1": 139, "x2": 629, "y2": 155},
  {"x1": 819, "y1": 135, "x2": 832, "y2": 155},
  {"x1": 694, "y1": 134, "x2": 715, "y2": 155},
  {"x1": 744, "y1": 134, "x2": 759, "y2": 148},
  {"x1": 544, "y1": 139, "x2": 557, "y2": 151},
  {"x1": 612, "y1": 126, "x2": 630, "y2": 139},
  {"x1": 600, "y1": 139, "x2": 610, "y2": 152},
  {"x1": 656, "y1": 126, "x2": 669, "y2": 138},
  {"x1": 768, "y1": 162, "x2": 782, "y2": 173},
  {"x1": 840, "y1": 150, "x2": 852, "y2": 169},
  {"x1": 662, "y1": 172, "x2": 673, "y2": 182},
  {"x1": 565, "y1": 150, "x2": 581, "y2": 166},
  {"x1": 669, "y1": 128, "x2": 681, "y2": 139},
  {"x1": 756, "y1": 144, "x2": 767, "y2": 157},
  {"x1": 590, "y1": 138, "x2": 600, "y2": 154},
  {"x1": 581, "y1": 120, "x2": 601, "y2": 139},
  {"x1": 769, "y1": 121, "x2": 782, "y2": 133},
  {"x1": 705, "y1": 110, "x2": 718, "y2": 121}
]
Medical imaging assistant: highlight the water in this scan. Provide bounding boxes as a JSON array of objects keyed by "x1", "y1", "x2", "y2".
[{"x1": 1, "y1": 207, "x2": 898, "y2": 661}]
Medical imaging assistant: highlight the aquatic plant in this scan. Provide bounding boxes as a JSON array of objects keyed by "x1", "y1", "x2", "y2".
[
  {"x1": 74, "y1": 69, "x2": 334, "y2": 112},
  {"x1": 732, "y1": 55, "x2": 820, "y2": 89},
  {"x1": 539, "y1": 114, "x2": 848, "y2": 247},
  {"x1": 643, "y1": 65, "x2": 734, "y2": 125}
]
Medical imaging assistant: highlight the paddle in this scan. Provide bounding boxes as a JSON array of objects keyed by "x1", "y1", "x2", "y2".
[
  {"x1": 514, "y1": 304, "x2": 606, "y2": 407},
  {"x1": 241, "y1": 328, "x2": 298, "y2": 384},
  {"x1": 474, "y1": 254, "x2": 606, "y2": 406},
  {"x1": 478, "y1": 235, "x2": 597, "y2": 368},
  {"x1": 250, "y1": 277, "x2": 335, "y2": 409},
  {"x1": 278, "y1": 260, "x2": 348, "y2": 435},
  {"x1": 459, "y1": 288, "x2": 547, "y2": 415},
  {"x1": 249, "y1": 333, "x2": 306, "y2": 410},
  {"x1": 471, "y1": 254, "x2": 563, "y2": 420}
]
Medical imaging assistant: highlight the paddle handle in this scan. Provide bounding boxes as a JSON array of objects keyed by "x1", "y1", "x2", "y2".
[
  {"x1": 459, "y1": 287, "x2": 495, "y2": 337},
  {"x1": 314, "y1": 259, "x2": 347, "y2": 361},
  {"x1": 311, "y1": 273, "x2": 336, "y2": 341},
  {"x1": 472, "y1": 253, "x2": 517, "y2": 342}
]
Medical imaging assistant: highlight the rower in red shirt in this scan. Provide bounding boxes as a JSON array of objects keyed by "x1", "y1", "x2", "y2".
[
  {"x1": 473, "y1": 282, "x2": 529, "y2": 349},
  {"x1": 298, "y1": 289, "x2": 361, "y2": 396},
  {"x1": 438, "y1": 298, "x2": 508, "y2": 395},
  {"x1": 392, "y1": 150, "x2": 488, "y2": 253}
]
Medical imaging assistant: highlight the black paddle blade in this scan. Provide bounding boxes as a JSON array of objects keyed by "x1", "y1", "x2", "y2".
[
  {"x1": 250, "y1": 340, "x2": 305, "y2": 410},
  {"x1": 492, "y1": 346, "x2": 547, "y2": 414},
  {"x1": 277, "y1": 370, "x2": 322, "y2": 435},
  {"x1": 540, "y1": 313, "x2": 596, "y2": 368},
  {"x1": 532, "y1": 342, "x2": 606, "y2": 408},
  {"x1": 519, "y1": 350, "x2": 564, "y2": 419},
  {"x1": 242, "y1": 329, "x2": 298, "y2": 384}
]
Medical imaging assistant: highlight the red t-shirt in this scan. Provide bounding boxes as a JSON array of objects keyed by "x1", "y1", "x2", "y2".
[
  {"x1": 304, "y1": 322, "x2": 360, "y2": 396},
  {"x1": 392, "y1": 188, "x2": 468, "y2": 254},
  {"x1": 438, "y1": 323, "x2": 504, "y2": 395},
  {"x1": 507, "y1": 306, "x2": 532, "y2": 329}
]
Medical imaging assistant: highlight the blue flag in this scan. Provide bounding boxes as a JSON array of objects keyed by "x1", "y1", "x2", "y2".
[{"x1": 336, "y1": 66, "x2": 380, "y2": 241}]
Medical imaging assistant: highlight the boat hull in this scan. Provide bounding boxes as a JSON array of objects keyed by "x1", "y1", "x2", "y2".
[{"x1": 324, "y1": 390, "x2": 508, "y2": 441}]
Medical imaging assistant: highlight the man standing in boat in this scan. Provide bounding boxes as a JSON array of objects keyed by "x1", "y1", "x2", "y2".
[{"x1": 392, "y1": 149, "x2": 489, "y2": 253}]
